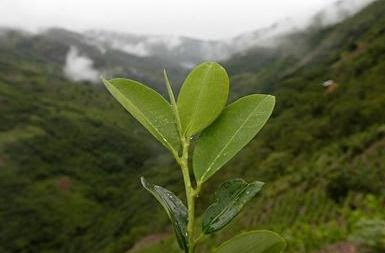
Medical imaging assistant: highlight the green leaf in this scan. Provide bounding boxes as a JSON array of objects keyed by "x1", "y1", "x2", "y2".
[
  {"x1": 177, "y1": 62, "x2": 229, "y2": 137},
  {"x1": 193, "y1": 94, "x2": 275, "y2": 183},
  {"x1": 103, "y1": 78, "x2": 180, "y2": 155},
  {"x1": 215, "y1": 230, "x2": 286, "y2": 253},
  {"x1": 202, "y1": 179, "x2": 264, "y2": 234},
  {"x1": 140, "y1": 177, "x2": 188, "y2": 252}
]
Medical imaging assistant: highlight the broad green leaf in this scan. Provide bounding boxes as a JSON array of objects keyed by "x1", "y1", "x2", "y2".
[
  {"x1": 203, "y1": 179, "x2": 264, "y2": 234},
  {"x1": 215, "y1": 230, "x2": 286, "y2": 253},
  {"x1": 103, "y1": 78, "x2": 180, "y2": 155},
  {"x1": 177, "y1": 62, "x2": 229, "y2": 137},
  {"x1": 140, "y1": 177, "x2": 188, "y2": 252},
  {"x1": 193, "y1": 94, "x2": 275, "y2": 183}
]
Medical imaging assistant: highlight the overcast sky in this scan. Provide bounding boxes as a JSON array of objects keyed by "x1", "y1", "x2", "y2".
[{"x1": 0, "y1": 0, "x2": 346, "y2": 39}]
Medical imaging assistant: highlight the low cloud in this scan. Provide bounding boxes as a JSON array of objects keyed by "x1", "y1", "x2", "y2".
[
  {"x1": 63, "y1": 46, "x2": 100, "y2": 83},
  {"x1": 309, "y1": 0, "x2": 376, "y2": 28}
]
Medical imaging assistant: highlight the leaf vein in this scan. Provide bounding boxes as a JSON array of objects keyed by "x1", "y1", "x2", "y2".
[{"x1": 200, "y1": 96, "x2": 270, "y2": 182}]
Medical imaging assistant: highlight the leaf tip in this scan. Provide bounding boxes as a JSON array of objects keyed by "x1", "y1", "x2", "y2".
[
  {"x1": 101, "y1": 77, "x2": 111, "y2": 87},
  {"x1": 255, "y1": 180, "x2": 265, "y2": 187},
  {"x1": 140, "y1": 176, "x2": 147, "y2": 188},
  {"x1": 267, "y1": 94, "x2": 276, "y2": 104}
]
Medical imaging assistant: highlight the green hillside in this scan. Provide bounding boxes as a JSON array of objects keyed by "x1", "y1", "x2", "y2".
[
  {"x1": 0, "y1": 28, "x2": 186, "y2": 90},
  {"x1": 0, "y1": 38, "x2": 186, "y2": 253},
  {"x1": 132, "y1": 1, "x2": 385, "y2": 252},
  {"x1": 0, "y1": 1, "x2": 385, "y2": 253}
]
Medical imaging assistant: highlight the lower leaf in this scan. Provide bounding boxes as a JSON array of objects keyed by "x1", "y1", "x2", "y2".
[
  {"x1": 140, "y1": 177, "x2": 188, "y2": 252},
  {"x1": 203, "y1": 178, "x2": 264, "y2": 234}
]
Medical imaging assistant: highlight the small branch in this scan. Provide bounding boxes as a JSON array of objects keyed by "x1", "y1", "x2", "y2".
[
  {"x1": 165, "y1": 69, "x2": 198, "y2": 252},
  {"x1": 195, "y1": 182, "x2": 202, "y2": 197},
  {"x1": 178, "y1": 137, "x2": 196, "y2": 253}
]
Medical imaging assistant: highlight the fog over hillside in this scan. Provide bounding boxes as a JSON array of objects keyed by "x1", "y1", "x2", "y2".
[
  {"x1": 63, "y1": 46, "x2": 100, "y2": 83},
  {"x1": 0, "y1": 0, "x2": 377, "y2": 83}
]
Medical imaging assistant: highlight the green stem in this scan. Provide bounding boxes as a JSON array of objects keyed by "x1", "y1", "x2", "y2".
[
  {"x1": 177, "y1": 137, "x2": 200, "y2": 253},
  {"x1": 166, "y1": 71, "x2": 202, "y2": 252}
]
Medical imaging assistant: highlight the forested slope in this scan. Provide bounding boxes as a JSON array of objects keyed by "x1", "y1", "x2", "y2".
[{"x1": 134, "y1": 1, "x2": 385, "y2": 252}]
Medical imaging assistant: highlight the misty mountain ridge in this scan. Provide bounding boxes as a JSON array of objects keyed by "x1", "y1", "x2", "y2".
[
  {"x1": 84, "y1": 30, "x2": 232, "y2": 69},
  {"x1": 83, "y1": 0, "x2": 375, "y2": 63},
  {"x1": 0, "y1": 0, "x2": 375, "y2": 86}
]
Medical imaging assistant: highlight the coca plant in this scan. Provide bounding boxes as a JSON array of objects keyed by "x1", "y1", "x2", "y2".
[{"x1": 103, "y1": 62, "x2": 286, "y2": 253}]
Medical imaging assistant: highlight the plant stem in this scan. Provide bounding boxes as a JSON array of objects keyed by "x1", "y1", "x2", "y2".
[
  {"x1": 166, "y1": 71, "x2": 200, "y2": 252},
  {"x1": 178, "y1": 137, "x2": 199, "y2": 253}
]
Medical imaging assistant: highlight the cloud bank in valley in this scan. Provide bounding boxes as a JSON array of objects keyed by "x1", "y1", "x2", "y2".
[{"x1": 63, "y1": 46, "x2": 100, "y2": 83}]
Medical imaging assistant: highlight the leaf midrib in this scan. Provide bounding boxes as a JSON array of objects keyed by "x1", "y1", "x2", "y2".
[
  {"x1": 199, "y1": 96, "x2": 269, "y2": 182},
  {"x1": 110, "y1": 83, "x2": 177, "y2": 154},
  {"x1": 209, "y1": 184, "x2": 250, "y2": 226},
  {"x1": 184, "y1": 63, "x2": 213, "y2": 135},
  {"x1": 144, "y1": 180, "x2": 188, "y2": 251}
]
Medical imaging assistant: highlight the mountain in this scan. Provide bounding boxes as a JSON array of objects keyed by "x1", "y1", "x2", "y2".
[
  {"x1": 0, "y1": 27, "x2": 183, "y2": 253},
  {"x1": 0, "y1": 28, "x2": 187, "y2": 90},
  {"x1": 0, "y1": 1, "x2": 384, "y2": 253},
  {"x1": 0, "y1": 0, "x2": 375, "y2": 90},
  {"x1": 84, "y1": 30, "x2": 232, "y2": 68},
  {"x1": 83, "y1": 0, "x2": 377, "y2": 67}
]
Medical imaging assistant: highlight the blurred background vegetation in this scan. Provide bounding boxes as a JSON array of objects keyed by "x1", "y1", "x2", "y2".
[{"x1": 0, "y1": 1, "x2": 384, "y2": 253}]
